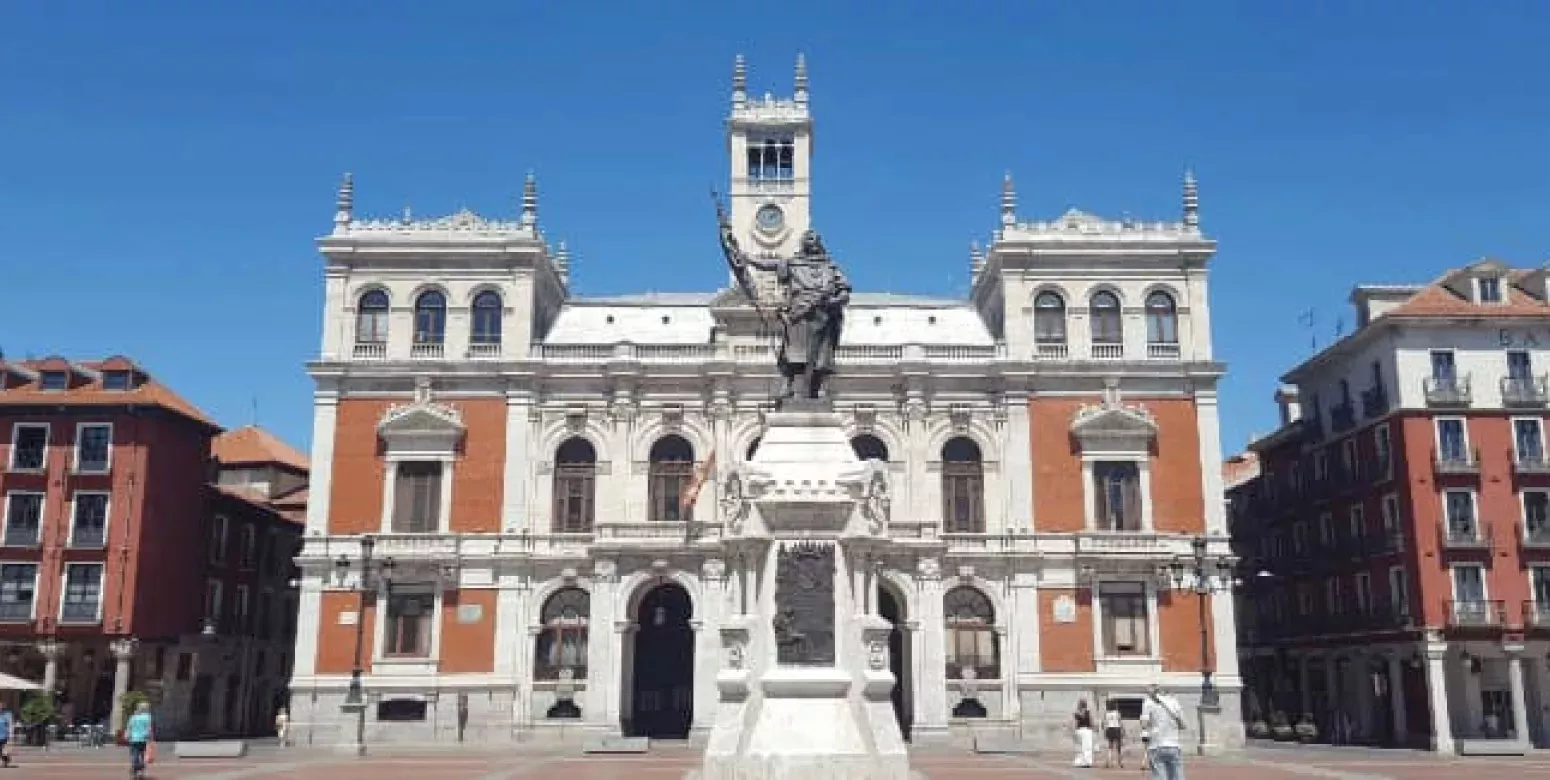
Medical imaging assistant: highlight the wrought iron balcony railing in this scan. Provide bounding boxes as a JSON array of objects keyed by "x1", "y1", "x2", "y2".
[
  {"x1": 1446, "y1": 599, "x2": 1506, "y2": 628},
  {"x1": 1424, "y1": 374, "x2": 1473, "y2": 407}
]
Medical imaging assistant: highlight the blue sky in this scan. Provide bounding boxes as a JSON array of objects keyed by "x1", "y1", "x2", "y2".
[{"x1": 2, "y1": 2, "x2": 1548, "y2": 457}]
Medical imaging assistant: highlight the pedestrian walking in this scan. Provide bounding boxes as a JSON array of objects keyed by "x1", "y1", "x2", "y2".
[
  {"x1": 1139, "y1": 683, "x2": 1187, "y2": 780},
  {"x1": 1072, "y1": 699, "x2": 1095, "y2": 767},
  {"x1": 0, "y1": 701, "x2": 13, "y2": 768},
  {"x1": 125, "y1": 702, "x2": 155, "y2": 780},
  {"x1": 1102, "y1": 699, "x2": 1124, "y2": 768},
  {"x1": 274, "y1": 707, "x2": 290, "y2": 747}
]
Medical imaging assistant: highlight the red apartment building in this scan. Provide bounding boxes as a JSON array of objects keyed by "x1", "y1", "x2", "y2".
[
  {"x1": 1230, "y1": 260, "x2": 1550, "y2": 755},
  {"x1": 0, "y1": 356, "x2": 304, "y2": 738}
]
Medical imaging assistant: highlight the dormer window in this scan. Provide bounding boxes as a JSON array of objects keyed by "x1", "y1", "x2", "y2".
[
  {"x1": 39, "y1": 371, "x2": 68, "y2": 391},
  {"x1": 1477, "y1": 275, "x2": 1503, "y2": 304},
  {"x1": 101, "y1": 371, "x2": 133, "y2": 391}
]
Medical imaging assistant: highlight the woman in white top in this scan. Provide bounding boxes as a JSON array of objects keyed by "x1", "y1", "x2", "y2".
[{"x1": 1072, "y1": 699, "x2": 1095, "y2": 767}]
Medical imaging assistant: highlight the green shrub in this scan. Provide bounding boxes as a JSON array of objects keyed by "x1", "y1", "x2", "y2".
[{"x1": 19, "y1": 693, "x2": 54, "y2": 725}]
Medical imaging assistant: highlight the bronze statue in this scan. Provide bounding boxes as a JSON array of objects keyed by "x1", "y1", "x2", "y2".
[{"x1": 716, "y1": 200, "x2": 852, "y2": 403}]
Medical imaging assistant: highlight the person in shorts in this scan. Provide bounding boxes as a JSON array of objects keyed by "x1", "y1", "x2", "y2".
[
  {"x1": 125, "y1": 702, "x2": 154, "y2": 780},
  {"x1": 1102, "y1": 699, "x2": 1124, "y2": 768}
]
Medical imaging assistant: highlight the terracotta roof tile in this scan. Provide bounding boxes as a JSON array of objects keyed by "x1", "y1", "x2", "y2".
[
  {"x1": 0, "y1": 358, "x2": 219, "y2": 429},
  {"x1": 1385, "y1": 265, "x2": 1550, "y2": 319},
  {"x1": 212, "y1": 425, "x2": 309, "y2": 471}
]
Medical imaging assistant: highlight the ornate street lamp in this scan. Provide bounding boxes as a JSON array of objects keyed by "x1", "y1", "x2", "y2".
[
  {"x1": 333, "y1": 535, "x2": 394, "y2": 756},
  {"x1": 1157, "y1": 536, "x2": 1233, "y2": 752}
]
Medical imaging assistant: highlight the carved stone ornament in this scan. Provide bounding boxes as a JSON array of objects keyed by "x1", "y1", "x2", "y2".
[
  {"x1": 860, "y1": 469, "x2": 891, "y2": 532},
  {"x1": 1070, "y1": 378, "x2": 1157, "y2": 453},
  {"x1": 378, "y1": 376, "x2": 465, "y2": 437},
  {"x1": 661, "y1": 403, "x2": 685, "y2": 428},
  {"x1": 867, "y1": 639, "x2": 888, "y2": 671},
  {"x1": 564, "y1": 407, "x2": 588, "y2": 433},
  {"x1": 774, "y1": 542, "x2": 836, "y2": 666},
  {"x1": 949, "y1": 404, "x2": 972, "y2": 433},
  {"x1": 726, "y1": 640, "x2": 746, "y2": 670},
  {"x1": 719, "y1": 471, "x2": 751, "y2": 532},
  {"x1": 853, "y1": 403, "x2": 877, "y2": 432},
  {"x1": 592, "y1": 560, "x2": 617, "y2": 580},
  {"x1": 916, "y1": 557, "x2": 941, "y2": 580},
  {"x1": 702, "y1": 558, "x2": 726, "y2": 580}
]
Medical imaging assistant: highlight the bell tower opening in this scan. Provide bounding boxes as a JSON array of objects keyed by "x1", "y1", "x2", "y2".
[{"x1": 726, "y1": 53, "x2": 814, "y2": 298}]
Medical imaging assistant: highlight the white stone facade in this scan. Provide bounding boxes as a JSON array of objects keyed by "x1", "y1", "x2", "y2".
[{"x1": 287, "y1": 57, "x2": 1242, "y2": 752}]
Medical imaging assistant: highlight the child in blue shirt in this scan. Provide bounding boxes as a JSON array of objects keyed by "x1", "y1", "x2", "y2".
[{"x1": 125, "y1": 703, "x2": 154, "y2": 779}]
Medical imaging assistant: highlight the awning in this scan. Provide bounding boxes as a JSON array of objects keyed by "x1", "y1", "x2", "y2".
[{"x1": 0, "y1": 673, "x2": 43, "y2": 691}]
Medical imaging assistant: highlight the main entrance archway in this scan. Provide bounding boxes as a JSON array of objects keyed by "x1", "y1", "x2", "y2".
[
  {"x1": 626, "y1": 582, "x2": 694, "y2": 739},
  {"x1": 878, "y1": 582, "x2": 913, "y2": 740}
]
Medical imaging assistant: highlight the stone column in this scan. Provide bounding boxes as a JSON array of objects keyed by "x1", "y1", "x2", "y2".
[
  {"x1": 912, "y1": 558, "x2": 948, "y2": 741},
  {"x1": 1505, "y1": 643, "x2": 1532, "y2": 744},
  {"x1": 109, "y1": 638, "x2": 138, "y2": 733},
  {"x1": 1423, "y1": 635, "x2": 1454, "y2": 754},
  {"x1": 1385, "y1": 653, "x2": 1407, "y2": 746},
  {"x1": 35, "y1": 639, "x2": 62, "y2": 697},
  {"x1": 585, "y1": 559, "x2": 619, "y2": 733}
]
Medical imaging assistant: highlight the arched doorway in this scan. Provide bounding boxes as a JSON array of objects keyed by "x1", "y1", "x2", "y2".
[
  {"x1": 627, "y1": 583, "x2": 694, "y2": 739},
  {"x1": 878, "y1": 583, "x2": 913, "y2": 740}
]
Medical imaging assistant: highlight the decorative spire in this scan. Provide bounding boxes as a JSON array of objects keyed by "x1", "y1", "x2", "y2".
[
  {"x1": 555, "y1": 240, "x2": 570, "y2": 285},
  {"x1": 334, "y1": 173, "x2": 354, "y2": 228},
  {"x1": 1000, "y1": 171, "x2": 1017, "y2": 226},
  {"x1": 969, "y1": 240, "x2": 986, "y2": 282},
  {"x1": 732, "y1": 54, "x2": 747, "y2": 107},
  {"x1": 1182, "y1": 168, "x2": 1199, "y2": 230},
  {"x1": 794, "y1": 53, "x2": 808, "y2": 105},
  {"x1": 521, "y1": 171, "x2": 538, "y2": 228}
]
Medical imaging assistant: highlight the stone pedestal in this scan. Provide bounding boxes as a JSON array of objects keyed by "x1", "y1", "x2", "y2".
[{"x1": 695, "y1": 410, "x2": 911, "y2": 780}]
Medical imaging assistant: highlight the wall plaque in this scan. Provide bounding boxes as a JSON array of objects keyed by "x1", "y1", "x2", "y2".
[
  {"x1": 338, "y1": 610, "x2": 358, "y2": 626},
  {"x1": 1053, "y1": 595, "x2": 1077, "y2": 624},
  {"x1": 774, "y1": 541, "x2": 835, "y2": 665},
  {"x1": 457, "y1": 604, "x2": 484, "y2": 624}
]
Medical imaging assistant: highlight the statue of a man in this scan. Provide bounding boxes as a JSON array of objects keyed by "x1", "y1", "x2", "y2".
[{"x1": 718, "y1": 222, "x2": 852, "y2": 402}]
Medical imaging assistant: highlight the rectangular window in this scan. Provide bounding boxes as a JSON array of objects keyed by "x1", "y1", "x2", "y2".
[
  {"x1": 1349, "y1": 505, "x2": 1366, "y2": 541},
  {"x1": 1444, "y1": 490, "x2": 1477, "y2": 538},
  {"x1": 1431, "y1": 350, "x2": 1458, "y2": 383},
  {"x1": 1354, "y1": 572, "x2": 1372, "y2": 614},
  {"x1": 1297, "y1": 585, "x2": 1315, "y2": 616},
  {"x1": 8, "y1": 425, "x2": 48, "y2": 471},
  {"x1": 209, "y1": 515, "x2": 228, "y2": 565},
  {"x1": 69, "y1": 492, "x2": 109, "y2": 548},
  {"x1": 1317, "y1": 512, "x2": 1334, "y2": 547},
  {"x1": 1312, "y1": 450, "x2": 1328, "y2": 482},
  {"x1": 1381, "y1": 494, "x2": 1400, "y2": 533},
  {"x1": 2, "y1": 493, "x2": 43, "y2": 547},
  {"x1": 1452, "y1": 564, "x2": 1487, "y2": 602},
  {"x1": 1509, "y1": 350, "x2": 1533, "y2": 381},
  {"x1": 1516, "y1": 418, "x2": 1545, "y2": 462},
  {"x1": 1372, "y1": 425, "x2": 1392, "y2": 480},
  {"x1": 38, "y1": 371, "x2": 67, "y2": 391},
  {"x1": 73, "y1": 424, "x2": 112, "y2": 473},
  {"x1": 746, "y1": 136, "x2": 796, "y2": 182},
  {"x1": 1292, "y1": 520, "x2": 1309, "y2": 554},
  {"x1": 233, "y1": 584, "x2": 249, "y2": 632},
  {"x1": 1532, "y1": 567, "x2": 1550, "y2": 609},
  {"x1": 59, "y1": 563, "x2": 103, "y2": 623},
  {"x1": 384, "y1": 585, "x2": 435, "y2": 657},
  {"x1": 1526, "y1": 491, "x2": 1550, "y2": 540},
  {"x1": 1092, "y1": 461, "x2": 1142, "y2": 531},
  {"x1": 1436, "y1": 418, "x2": 1467, "y2": 461},
  {"x1": 1478, "y1": 275, "x2": 1503, "y2": 303},
  {"x1": 1098, "y1": 582, "x2": 1150, "y2": 657},
  {"x1": 1342, "y1": 438, "x2": 1358, "y2": 475},
  {"x1": 238, "y1": 525, "x2": 257, "y2": 569},
  {"x1": 1324, "y1": 577, "x2": 1344, "y2": 613},
  {"x1": 392, "y1": 462, "x2": 444, "y2": 533},
  {"x1": 205, "y1": 579, "x2": 224, "y2": 629},
  {"x1": 0, "y1": 564, "x2": 37, "y2": 622},
  {"x1": 1388, "y1": 566, "x2": 1410, "y2": 617},
  {"x1": 101, "y1": 370, "x2": 133, "y2": 391}
]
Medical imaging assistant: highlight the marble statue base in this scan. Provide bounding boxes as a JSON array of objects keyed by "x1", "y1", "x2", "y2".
[{"x1": 692, "y1": 410, "x2": 911, "y2": 780}]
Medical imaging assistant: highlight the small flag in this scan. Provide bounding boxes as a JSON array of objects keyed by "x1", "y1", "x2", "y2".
[{"x1": 680, "y1": 451, "x2": 718, "y2": 515}]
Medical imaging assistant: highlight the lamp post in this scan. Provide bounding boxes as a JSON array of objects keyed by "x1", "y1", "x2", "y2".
[
  {"x1": 1158, "y1": 535, "x2": 1233, "y2": 754},
  {"x1": 334, "y1": 535, "x2": 393, "y2": 756}
]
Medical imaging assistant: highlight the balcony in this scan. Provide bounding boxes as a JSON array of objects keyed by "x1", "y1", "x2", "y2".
[
  {"x1": 1524, "y1": 601, "x2": 1550, "y2": 630},
  {"x1": 1432, "y1": 448, "x2": 1481, "y2": 476},
  {"x1": 1520, "y1": 523, "x2": 1550, "y2": 549},
  {"x1": 1424, "y1": 374, "x2": 1473, "y2": 407},
  {"x1": 1360, "y1": 385, "x2": 1389, "y2": 418},
  {"x1": 1446, "y1": 599, "x2": 1506, "y2": 629},
  {"x1": 1033, "y1": 342, "x2": 1069, "y2": 360},
  {"x1": 352, "y1": 342, "x2": 387, "y2": 360},
  {"x1": 467, "y1": 342, "x2": 503, "y2": 360},
  {"x1": 1501, "y1": 375, "x2": 1550, "y2": 408},
  {"x1": 409, "y1": 343, "x2": 445, "y2": 360},
  {"x1": 1330, "y1": 402, "x2": 1357, "y2": 433},
  {"x1": 1439, "y1": 519, "x2": 1491, "y2": 549},
  {"x1": 1146, "y1": 342, "x2": 1181, "y2": 360},
  {"x1": 1090, "y1": 343, "x2": 1124, "y2": 360},
  {"x1": 1514, "y1": 451, "x2": 1550, "y2": 475}
]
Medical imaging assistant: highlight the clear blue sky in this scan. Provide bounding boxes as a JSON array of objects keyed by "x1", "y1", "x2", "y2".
[{"x1": 3, "y1": 2, "x2": 1548, "y2": 458}]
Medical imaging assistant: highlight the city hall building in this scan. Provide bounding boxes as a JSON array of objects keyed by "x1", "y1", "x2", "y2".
[{"x1": 288, "y1": 57, "x2": 1242, "y2": 751}]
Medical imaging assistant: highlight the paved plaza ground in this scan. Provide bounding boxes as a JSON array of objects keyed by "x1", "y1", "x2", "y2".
[{"x1": 6, "y1": 742, "x2": 1550, "y2": 779}]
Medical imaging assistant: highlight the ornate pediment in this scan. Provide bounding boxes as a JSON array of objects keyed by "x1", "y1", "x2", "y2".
[
  {"x1": 378, "y1": 377, "x2": 465, "y2": 453},
  {"x1": 1070, "y1": 380, "x2": 1156, "y2": 454}
]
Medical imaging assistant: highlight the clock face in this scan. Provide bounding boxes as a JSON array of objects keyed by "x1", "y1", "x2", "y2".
[{"x1": 756, "y1": 204, "x2": 785, "y2": 233}]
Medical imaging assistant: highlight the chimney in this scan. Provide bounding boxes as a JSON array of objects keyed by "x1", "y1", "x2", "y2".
[{"x1": 1274, "y1": 386, "x2": 1301, "y2": 426}]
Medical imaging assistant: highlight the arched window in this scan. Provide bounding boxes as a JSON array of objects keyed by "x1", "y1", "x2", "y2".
[
  {"x1": 851, "y1": 434, "x2": 888, "y2": 462},
  {"x1": 942, "y1": 437, "x2": 984, "y2": 533},
  {"x1": 355, "y1": 290, "x2": 389, "y2": 344},
  {"x1": 471, "y1": 290, "x2": 503, "y2": 345},
  {"x1": 553, "y1": 438, "x2": 596, "y2": 533},
  {"x1": 534, "y1": 587, "x2": 590, "y2": 679},
  {"x1": 1145, "y1": 291, "x2": 1178, "y2": 345},
  {"x1": 944, "y1": 586, "x2": 998, "y2": 680},
  {"x1": 1033, "y1": 291, "x2": 1067, "y2": 344},
  {"x1": 649, "y1": 435, "x2": 696, "y2": 523},
  {"x1": 1090, "y1": 291, "x2": 1122, "y2": 345},
  {"x1": 413, "y1": 290, "x2": 447, "y2": 345}
]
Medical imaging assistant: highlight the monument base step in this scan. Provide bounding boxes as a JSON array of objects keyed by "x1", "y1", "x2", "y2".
[
  {"x1": 584, "y1": 736, "x2": 650, "y2": 754},
  {"x1": 972, "y1": 735, "x2": 1036, "y2": 755}
]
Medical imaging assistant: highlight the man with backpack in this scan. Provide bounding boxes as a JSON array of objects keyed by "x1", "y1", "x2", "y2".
[{"x1": 1139, "y1": 683, "x2": 1187, "y2": 780}]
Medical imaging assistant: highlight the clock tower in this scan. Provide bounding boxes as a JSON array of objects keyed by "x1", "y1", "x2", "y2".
[{"x1": 726, "y1": 54, "x2": 813, "y2": 300}]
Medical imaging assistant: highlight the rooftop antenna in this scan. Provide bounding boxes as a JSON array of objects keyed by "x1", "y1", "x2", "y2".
[
  {"x1": 1334, "y1": 316, "x2": 1345, "y2": 340},
  {"x1": 1298, "y1": 308, "x2": 1317, "y2": 352},
  {"x1": 251, "y1": 396, "x2": 259, "y2": 427}
]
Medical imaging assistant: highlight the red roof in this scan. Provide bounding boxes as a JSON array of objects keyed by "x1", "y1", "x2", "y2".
[
  {"x1": 0, "y1": 357, "x2": 219, "y2": 430},
  {"x1": 1385, "y1": 264, "x2": 1550, "y2": 319},
  {"x1": 212, "y1": 425, "x2": 309, "y2": 471}
]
